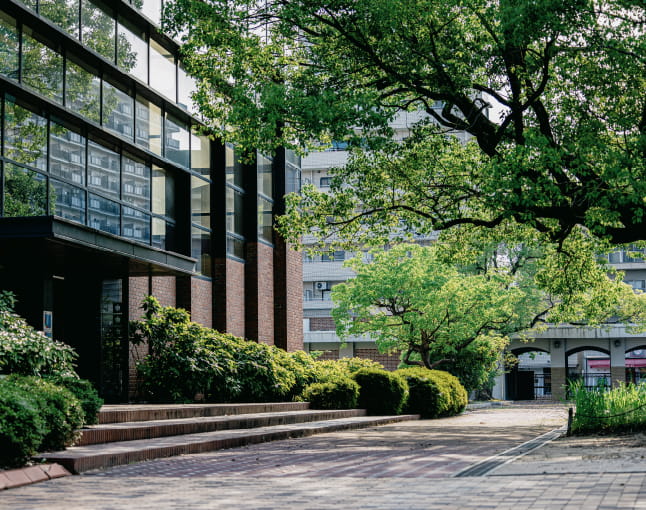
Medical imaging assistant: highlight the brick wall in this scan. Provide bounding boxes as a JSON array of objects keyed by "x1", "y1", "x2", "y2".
[
  {"x1": 273, "y1": 240, "x2": 304, "y2": 351},
  {"x1": 226, "y1": 258, "x2": 245, "y2": 338},
  {"x1": 256, "y1": 242, "x2": 275, "y2": 345},
  {"x1": 151, "y1": 276, "x2": 176, "y2": 307},
  {"x1": 310, "y1": 317, "x2": 335, "y2": 331},
  {"x1": 317, "y1": 349, "x2": 339, "y2": 361},
  {"x1": 355, "y1": 348, "x2": 401, "y2": 371},
  {"x1": 190, "y1": 277, "x2": 212, "y2": 328}
]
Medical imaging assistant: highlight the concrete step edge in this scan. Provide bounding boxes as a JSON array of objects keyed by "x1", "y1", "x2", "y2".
[
  {"x1": 78, "y1": 409, "x2": 368, "y2": 446},
  {"x1": 98, "y1": 402, "x2": 311, "y2": 424},
  {"x1": 36, "y1": 414, "x2": 420, "y2": 474}
]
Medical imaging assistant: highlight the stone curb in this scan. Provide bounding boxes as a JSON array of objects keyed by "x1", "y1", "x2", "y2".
[{"x1": 0, "y1": 463, "x2": 72, "y2": 490}]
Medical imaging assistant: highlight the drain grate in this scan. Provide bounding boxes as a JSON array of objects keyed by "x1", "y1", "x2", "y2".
[{"x1": 453, "y1": 427, "x2": 565, "y2": 477}]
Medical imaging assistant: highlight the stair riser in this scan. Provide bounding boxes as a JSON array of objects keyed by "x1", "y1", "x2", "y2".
[
  {"x1": 48, "y1": 416, "x2": 418, "y2": 474},
  {"x1": 79, "y1": 410, "x2": 366, "y2": 446},
  {"x1": 99, "y1": 402, "x2": 310, "y2": 424}
]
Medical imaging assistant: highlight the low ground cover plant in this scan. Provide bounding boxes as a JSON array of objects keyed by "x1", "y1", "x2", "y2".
[{"x1": 570, "y1": 381, "x2": 646, "y2": 434}]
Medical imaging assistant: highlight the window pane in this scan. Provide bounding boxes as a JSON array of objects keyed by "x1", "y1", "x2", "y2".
[
  {"x1": 178, "y1": 64, "x2": 197, "y2": 113},
  {"x1": 3, "y1": 163, "x2": 47, "y2": 217},
  {"x1": 192, "y1": 227, "x2": 212, "y2": 277},
  {"x1": 39, "y1": 0, "x2": 80, "y2": 38},
  {"x1": 134, "y1": 0, "x2": 162, "y2": 25},
  {"x1": 150, "y1": 39, "x2": 176, "y2": 100},
  {"x1": 81, "y1": 0, "x2": 115, "y2": 62},
  {"x1": 286, "y1": 162, "x2": 301, "y2": 194},
  {"x1": 191, "y1": 176, "x2": 210, "y2": 229},
  {"x1": 66, "y1": 59, "x2": 101, "y2": 123},
  {"x1": 226, "y1": 187, "x2": 243, "y2": 236},
  {"x1": 51, "y1": 179, "x2": 86, "y2": 224},
  {"x1": 191, "y1": 128, "x2": 211, "y2": 177},
  {"x1": 135, "y1": 95, "x2": 162, "y2": 155},
  {"x1": 3, "y1": 100, "x2": 48, "y2": 171},
  {"x1": 21, "y1": 28, "x2": 63, "y2": 103},
  {"x1": 0, "y1": 12, "x2": 19, "y2": 81},
  {"x1": 88, "y1": 193, "x2": 120, "y2": 235},
  {"x1": 226, "y1": 145, "x2": 244, "y2": 188},
  {"x1": 257, "y1": 154, "x2": 272, "y2": 198},
  {"x1": 226, "y1": 235, "x2": 245, "y2": 260},
  {"x1": 152, "y1": 217, "x2": 175, "y2": 251},
  {"x1": 123, "y1": 206, "x2": 150, "y2": 244},
  {"x1": 50, "y1": 122, "x2": 86, "y2": 185},
  {"x1": 88, "y1": 141, "x2": 120, "y2": 198},
  {"x1": 152, "y1": 165, "x2": 175, "y2": 219},
  {"x1": 258, "y1": 196, "x2": 273, "y2": 242},
  {"x1": 164, "y1": 113, "x2": 189, "y2": 167},
  {"x1": 102, "y1": 79, "x2": 134, "y2": 140},
  {"x1": 122, "y1": 154, "x2": 150, "y2": 209},
  {"x1": 117, "y1": 17, "x2": 147, "y2": 82}
]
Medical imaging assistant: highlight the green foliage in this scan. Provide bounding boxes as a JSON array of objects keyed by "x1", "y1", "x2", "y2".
[
  {"x1": 9, "y1": 375, "x2": 84, "y2": 451},
  {"x1": 0, "y1": 376, "x2": 47, "y2": 468},
  {"x1": 302, "y1": 377, "x2": 359, "y2": 410},
  {"x1": 570, "y1": 381, "x2": 646, "y2": 435},
  {"x1": 130, "y1": 296, "x2": 226, "y2": 402},
  {"x1": 351, "y1": 368, "x2": 408, "y2": 416},
  {"x1": 0, "y1": 306, "x2": 77, "y2": 378},
  {"x1": 46, "y1": 376, "x2": 103, "y2": 426},
  {"x1": 396, "y1": 367, "x2": 467, "y2": 418}
]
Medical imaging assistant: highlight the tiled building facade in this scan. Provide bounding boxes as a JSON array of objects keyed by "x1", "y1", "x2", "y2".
[{"x1": 0, "y1": 0, "x2": 302, "y2": 402}]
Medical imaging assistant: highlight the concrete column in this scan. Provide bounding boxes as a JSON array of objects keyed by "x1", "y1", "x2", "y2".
[
  {"x1": 610, "y1": 338, "x2": 626, "y2": 388},
  {"x1": 550, "y1": 339, "x2": 567, "y2": 401},
  {"x1": 339, "y1": 342, "x2": 354, "y2": 359}
]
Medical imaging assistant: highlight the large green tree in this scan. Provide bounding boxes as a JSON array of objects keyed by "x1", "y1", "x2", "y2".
[
  {"x1": 332, "y1": 240, "x2": 646, "y2": 390},
  {"x1": 166, "y1": 0, "x2": 645, "y2": 245}
]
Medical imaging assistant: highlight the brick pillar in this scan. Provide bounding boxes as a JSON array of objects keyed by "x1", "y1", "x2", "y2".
[
  {"x1": 550, "y1": 340, "x2": 567, "y2": 401},
  {"x1": 610, "y1": 338, "x2": 626, "y2": 388},
  {"x1": 246, "y1": 242, "x2": 275, "y2": 345},
  {"x1": 273, "y1": 238, "x2": 303, "y2": 351}
]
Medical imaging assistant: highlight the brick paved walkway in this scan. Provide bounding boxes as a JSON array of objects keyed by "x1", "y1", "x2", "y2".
[{"x1": 5, "y1": 404, "x2": 646, "y2": 509}]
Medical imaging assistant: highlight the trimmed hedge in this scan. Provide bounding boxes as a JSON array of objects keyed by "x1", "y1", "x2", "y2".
[
  {"x1": 351, "y1": 368, "x2": 408, "y2": 415},
  {"x1": 397, "y1": 367, "x2": 467, "y2": 418},
  {"x1": 302, "y1": 377, "x2": 360, "y2": 409}
]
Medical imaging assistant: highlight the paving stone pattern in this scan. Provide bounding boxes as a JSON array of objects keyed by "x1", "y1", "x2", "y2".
[{"x1": 4, "y1": 404, "x2": 646, "y2": 509}]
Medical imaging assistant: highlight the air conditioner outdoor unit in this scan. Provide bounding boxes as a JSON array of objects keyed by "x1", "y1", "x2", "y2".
[{"x1": 314, "y1": 281, "x2": 328, "y2": 291}]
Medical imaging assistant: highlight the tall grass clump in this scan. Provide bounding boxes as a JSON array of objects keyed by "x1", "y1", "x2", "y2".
[{"x1": 570, "y1": 380, "x2": 646, "y2": 434}]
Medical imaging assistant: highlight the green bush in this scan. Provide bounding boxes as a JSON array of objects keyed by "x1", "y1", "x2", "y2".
[
  {"x1": 302, "y1": 377, "x2": 360, "y2": 409},
  {"x1": 0, "y1": 376, "x2": 47, "y2": 468},
  {"x1": 47, "y1": 376, "x2": 103, "y2": 425},
  {"x1": 10, "y1": 375, "x2": 84, "y2": 451},
  {"x1": 396, "y1": 367, "x2": 467, "y2": 418},
  {"x1": 0, "y1": 310, "x2": 77, "y2": 378},
  {"x1": 130, "y1": 297, "x2": 225, "y2": 402},
  {"x1": 352, "y1": 368, "x2": 408, "y2": 415}
]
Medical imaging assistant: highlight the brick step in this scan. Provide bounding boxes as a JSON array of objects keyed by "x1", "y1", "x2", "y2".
[
  {"x1": 36, "y1": 414, "x2": 420, "y2": 473},
  {"x1": 78, "y1": 409, "x2": 367, "y2": 446},
  {"x1": 97, "y1": 402, "x2": 310, "y2": 424}
]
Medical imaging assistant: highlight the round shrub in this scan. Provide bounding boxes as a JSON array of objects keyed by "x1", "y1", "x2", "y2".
[
  {"x1": 47, "y1": 376, "x2": 104, "y2": 425},
  {"x1": 351, "y1": 368, "x2": 408, "y2": 415},
  {"x1": 302, "y1": 377, "x2": 360, "y2": 409},
  {"x1": 0, "y1": 377, "x2": 47, "y2": 468},
  {"x1": 10, "y1": 375, "x2": 84, "y2": 451},
  {"x1": 396, "y1": 367, "x2": 467, "y2": 418}
]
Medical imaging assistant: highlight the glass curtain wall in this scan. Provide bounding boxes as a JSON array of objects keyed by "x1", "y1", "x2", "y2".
[{"x1": 225, "y1": 145, "x2": 245, "y2": 259}]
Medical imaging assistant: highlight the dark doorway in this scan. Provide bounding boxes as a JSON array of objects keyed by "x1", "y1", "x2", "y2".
[{"x1": 506, "y1": 368, "x2": 535, "y2": 400}]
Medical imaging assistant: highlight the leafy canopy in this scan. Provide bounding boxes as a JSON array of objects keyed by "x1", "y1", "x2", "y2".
[
  {"x1": 166, "y1": 0, "x2": 645, "y2": 245},
  {"x1": 331, "y1": 241, "x2": 646, "y2": 387}
]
